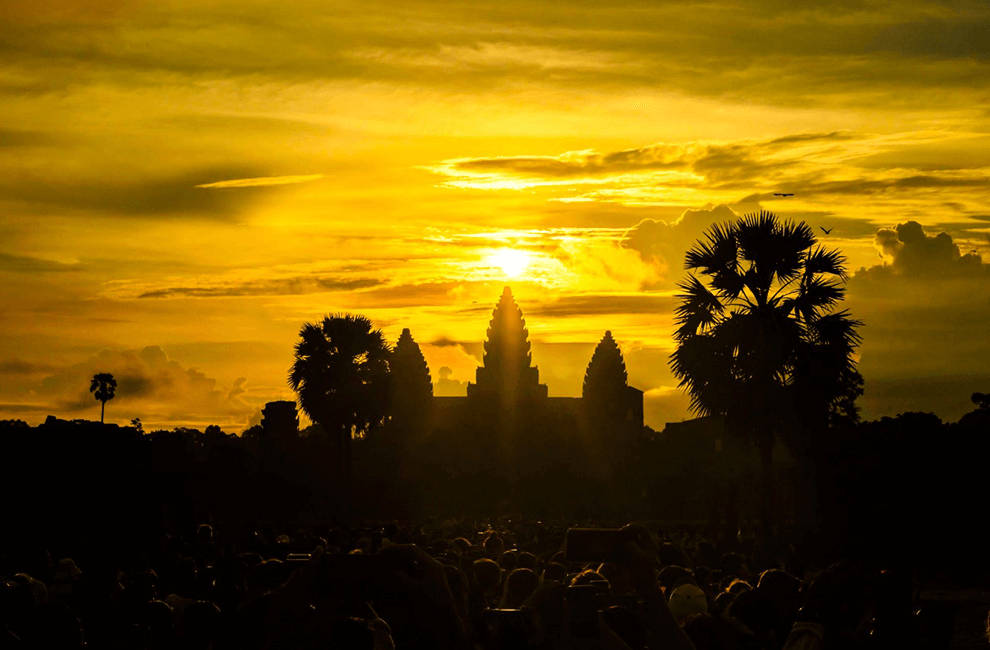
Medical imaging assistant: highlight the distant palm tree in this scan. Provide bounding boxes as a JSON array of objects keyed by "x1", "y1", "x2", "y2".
[
  {"x1": 288, "y1": 313, "x2": 391, "y2": 491},
  {"x1": 670, "y1": 211, "x2": 862, "y2": 535},
  {"x1": 90, "y1": 373, "x2": 117, "y2": 424}
]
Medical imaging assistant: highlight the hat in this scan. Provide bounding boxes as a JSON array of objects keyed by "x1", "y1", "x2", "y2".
[{"x1": 667, "y1": 584, "x2": 708, "y2": 623}]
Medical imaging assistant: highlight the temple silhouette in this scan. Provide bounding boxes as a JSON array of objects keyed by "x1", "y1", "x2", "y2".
[{"x1": 432, "y1": 286, "x2": 644, "y2": 448}]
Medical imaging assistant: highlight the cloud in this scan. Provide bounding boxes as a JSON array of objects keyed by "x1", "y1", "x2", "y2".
[
  {"x1": 435, "y1": 135, "x2": 822, "y2": 188},
  {"x1": 0, "y1": 253, "x2": 82, "y2": 273},
  {"x1": 430, "y1": 337, "x2": 463, "y2": 348},
  {"x1": 0, "y1": 167, "x2": 270, "y2": 219},
  {"x1": 195, "y1": 174, "x2": 324, "y2": 188},
  {"x1": 136, "y1": 276, "x2": 381, "y2": 299},
  {"x1": 34, "y1": 346, "x2": 259, "y2": 428},
  {"x1": 845, "y1": 223, "x2": 990, "y2": 421},
  {"x1": 0, "y1": 128, "x2": 56, "y2": 148},
  {"x1": 434, "y1": 366, "x2": 469, "y2": 397},
  {"x1": 528, "y1": 293, "x2": 675, "y2": 318},
  {"x1": 868, "y1": 220, "x2": 985, "y2": 278},
  {"x1": 621, "y1": 204, "x2": 741, "y2": 276},
  {"x1": 0, "y1": 358, "x2": 56, "y2": 374}
]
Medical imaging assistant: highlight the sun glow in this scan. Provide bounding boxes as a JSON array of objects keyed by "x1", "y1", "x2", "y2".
[{"x1": 488, "y1": 248, "x2": 530, "y2": 278}]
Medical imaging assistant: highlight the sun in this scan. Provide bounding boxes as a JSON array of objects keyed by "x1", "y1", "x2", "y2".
[{"x1": 488, "y1": 248, "x2": 530, "y2": 278}]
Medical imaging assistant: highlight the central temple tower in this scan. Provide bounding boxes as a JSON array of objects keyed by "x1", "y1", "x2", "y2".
[{"x1": 469, "y1": 287, "x2": 548, "y2": 401}]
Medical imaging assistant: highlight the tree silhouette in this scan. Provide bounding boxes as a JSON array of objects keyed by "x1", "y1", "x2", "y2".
[
  {"x1": 669, "y1": 211, "x2": 862, "y2": 535},
  {"x1": 90, "y1": 373, "x2": 117, "y2": 424},
  {"x1": 288, "y1": 313, "x2": 391, "y2": 492}
]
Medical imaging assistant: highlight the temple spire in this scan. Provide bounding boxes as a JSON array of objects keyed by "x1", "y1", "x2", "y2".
[{"x1": 476, "y1": 286, "x2": 538, "y2": 393}]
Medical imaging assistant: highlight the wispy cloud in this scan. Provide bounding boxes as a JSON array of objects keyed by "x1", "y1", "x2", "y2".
[{"x1": 195, "y1": 174, "x2": 324, "y2": 189}]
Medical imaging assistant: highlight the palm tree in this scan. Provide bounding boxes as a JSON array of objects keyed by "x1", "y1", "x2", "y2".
[
  {"x1": 90, "y1": 373, "x2": 117, "y2": 424},
  {"x1": 669, "y1": 211, "x2": 862, "y2": 535},
  {"x1": 288, "y1": 313, "x2": 391, "y2": 492}
]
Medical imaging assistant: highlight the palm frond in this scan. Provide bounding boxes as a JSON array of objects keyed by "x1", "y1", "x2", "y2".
[
  {"x1": 809, "y1": 310, "x2": 863, "y2": 351},
  {"x1": 673, "y1": 275, "x2": 724, "y2": 339},
  {"x1": 793, "y1": 276, "x2": 846, "y2": 322},
  {"x1": 804, "y1": 245, "x2": 848, "y2": 279}
]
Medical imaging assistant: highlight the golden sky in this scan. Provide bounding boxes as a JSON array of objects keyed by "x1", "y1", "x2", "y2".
[{"x1": 2, "y1": 0, "x2": 989, "y2": 430}]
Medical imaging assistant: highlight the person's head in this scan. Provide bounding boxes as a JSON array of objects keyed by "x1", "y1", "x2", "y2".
[
  {"x1": 500, "y1": 568, "x2": 539, "y2": 609},
  {"x1": 451, "y1": 538, "x2": 472, "y2": 554},
  {"x1": 443, "y1": 564, "x2": 469, "y2": 620},
  {"x1": 181, "y1": 600, "x2": 221, "y2": 650},
  {"x1": 660, "y1": 543, "x2": 692, "y2": 569},
  {"x1": 174, "y1": 557, "x2": 198, "y2": 596},
  {"x1": 472, "y1": 558, "x2": 502, "y2": 595},
  {"x1": 483, "y1": 533, "x2": 504, "y2": 558},
  {"x1": 756, "y1": 569, "x2": 803, "y2": 620},
  {"x1": 658, "y1": 565, "x2": 692, "y2": 594},
  {"x1": 570, "y1": 569, "x2": 606, "y2": 587},
  {"x1": 516, "y1": 551, "x2": 537, "y2": 571},
  {"x1": 543, "y1": 562, "x2": 567, "y2": 582},
  {"x1": 726, "y1": 588, "x2": 778, "y2": 643},
  {"x1": 498, "y1": 550, "x2": 518, "y2": 572},
  {"x1": 719, "y1": 553, "x2": 749, "y2": 580},
  {"x1": 693, "y1": 541, "x2": 718, "y2": 569},
  {"x1": 196, "y1": 524, "x2": 214, "y2": 546}
]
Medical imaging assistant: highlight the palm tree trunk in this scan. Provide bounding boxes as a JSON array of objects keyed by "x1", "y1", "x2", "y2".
[
  {"x1": 759, "y1": 439, "x2": 775, "y2": 539},
  {"x1": 343, "y1": 427, "x2": 353, "y2": 497},
  {"x1": 101, "y1": 400, "x2": 105, "y2": 424}
]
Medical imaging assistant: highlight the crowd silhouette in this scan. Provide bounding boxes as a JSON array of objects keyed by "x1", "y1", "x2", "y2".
[{"x1": 3, "y1": 212, "x2": 989, "y2": 648}]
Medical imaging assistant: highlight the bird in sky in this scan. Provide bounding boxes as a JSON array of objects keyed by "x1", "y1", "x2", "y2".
[
  {"x1": 820, "y1": 227, "x2": 833, "y2": 235},
  {"x1": 773, "y1": 193, "x2": 794, "y2": 197}
]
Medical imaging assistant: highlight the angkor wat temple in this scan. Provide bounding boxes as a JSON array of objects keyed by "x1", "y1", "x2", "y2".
[{"x1": 431, "y1": 286, "x2": 643, "y2": 449}]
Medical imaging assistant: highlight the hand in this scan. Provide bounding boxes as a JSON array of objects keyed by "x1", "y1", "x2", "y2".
[
  {"x1": 262, "y1": 546, "x2": 324, "y2": 650},
  {"x1": 618, "y1": 524, "x2": 661, "y2": 598},
  {"x1": 377, "y1": 544, "x2": 468, "y2": 648}
]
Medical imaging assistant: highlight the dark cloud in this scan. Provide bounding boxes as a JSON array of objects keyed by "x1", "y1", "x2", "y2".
[
  {"x1": 863, "y1": 220, "x2": 986, "y2": 278},
  {"x1": 2, "y1": 2, "x2": 990, "y2": 107},
  {"x1": 137, "y1": 276, "x2": 381, "y2": 299},
  {"x1": 861, "y1": 375, "x2": 990, "y2": 423},
  {"x1": 429, "y1": 337, "x2": 463, "y2": 348},
  {"x1": 845, "y1": 223, "x2": 990, "y2": 421},
  {"x1": 444, "y1": 136, "x2": 807, "y2": 184},
  {"x1": 0, "y1": 253, "x2": 83, "y2": 273},
  {"x1": 621, "y1": 204, "x2": 740, "y2": 273},
  {"x1": 434, "y1": 366, "x2": 469, "y2": 397},
  {"x1": 36, "y1": 345, "x2": 257, "y2": 423},
  {"x1": 346, "y1": 282, "x2": 466, "y2": 308},
  {"x1": 0, "y1": 166, "x2": 280, "y2": 220},
  {"x1": 528, "y1": 293, "x2": 674, "y2": 318},
  {"x1": 0, "y1": 358, "x2": 56, "y2": 374},
  {"x1": 0, "y1": 128, "x2": 56, "y2": 147}
]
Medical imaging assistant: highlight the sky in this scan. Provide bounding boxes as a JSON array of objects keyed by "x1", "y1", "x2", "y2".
[{"x1": 2, "y1": 0, "x2": 989, "y2": 431}]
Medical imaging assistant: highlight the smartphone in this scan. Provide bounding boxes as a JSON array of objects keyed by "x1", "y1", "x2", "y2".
[
  {"x1": 286, "y1": 553, "x2": 311, "y2": 564},
  {"x1": 567, "y1": 585, "x2": 600, "y2": 639},
  {"x1": 564, "y1": 528, "x2": 626, "y2": 563}
]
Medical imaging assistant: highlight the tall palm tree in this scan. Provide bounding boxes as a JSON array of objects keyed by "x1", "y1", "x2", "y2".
[
  {"x1": 90, "y1": 373, "x2": 117, "y2": 424},
  {"x1": 288, "y1": 313, "x2": 391, "y2": 492},
  {"x1": 669, "y1": 211, "x2": 862, "y2": 535}
]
